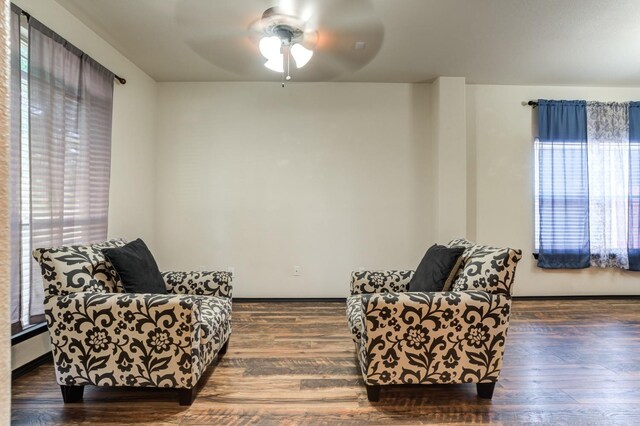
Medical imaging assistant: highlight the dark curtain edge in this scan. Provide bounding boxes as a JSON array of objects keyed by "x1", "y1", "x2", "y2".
[
  {"x1": 28, "y1": 314, "x2": 46, "y2": 326},
  {"x1": 538, "y1": 99, "x2": 586, "y2": 106},
  {"x1": 536, "y1": 98, "x2": 591, "y2": 269},
  {"x1": 629, "y1": 101, "x2": 640, "y2": 142},
  {"x1": 28, "y1": 16, "x2": 114, "y2": 81},
  {"x1": 10, "y1": 3, "x2": 22, "y2": 15},
  {"x1": 537, "y1": 253, "x2": 591, "y2": 269},
  {"x1": 628, "y1": 103, "x2": 640, "y2": 268},
  {"x1": 9, "y1": 3, "x2": 24, "y2": 335},
  {"x1": 11, "y1": 322, "x2": 22, "y2": 335}
]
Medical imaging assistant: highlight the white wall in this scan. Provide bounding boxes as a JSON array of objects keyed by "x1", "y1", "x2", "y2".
[
  {"x1": 432, "y1": 77, "x2": 468, "y2": 242},
  {"x1": 11, "y1": 0, "x2": 157, "y2": 369},
  {"x1": 155, "y1": 80, "x2": 640, "y2": 298},
  {"x1": 467, "y1": 84, "x2": 640, "y2": 296},
  {"x1": 155, "y1": 82, "x2": 434, "y2": 297}
]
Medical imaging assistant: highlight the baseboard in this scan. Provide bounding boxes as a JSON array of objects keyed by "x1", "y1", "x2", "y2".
[
  {"x1": 513, "y1": 295, "x2": 640, "y2": 300},
  {"x1": 12, "y1": 351, "x2": 53, "y2": 380},
  {"x1": 235, "y1": 296, "x2": 640, "y2": 303},
  {"x1": 234, "y1": 297, "x2": 346, "y2": 303},
  {"x1": 12, "y1": 322, "x2": 47, "y2": 346}
]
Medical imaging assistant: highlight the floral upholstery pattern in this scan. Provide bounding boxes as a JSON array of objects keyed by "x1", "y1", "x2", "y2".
[
  {"x1": 347, "y1": 239, "x2": 521, "y2": 395},
  {"x1": 33, "y1": 239, "x2": 126, "y2": 295},
  {"x1": 350, "y1": 270, "x2": 414, "y2": 295},
  {"x1": 197, "y1": 296, "x2": 232, "y2": 377},
  {"x1": 445, "y1": 238, "x2": 478, "y2": 284},
  {"x1": 446, "y1": 238, "x2": 476, "y2": 250},
  {"x1": 162, "y1": 270, "x2": 233, "y2": 298},
  {"x1": 347, "y1": 295, "x2": 363, "y2": 344},
  {"x1": 360, "y1": 291, "x2": 510, "y2": 385},
  {"x1": 450, "y1": 243, "x2": 522, "y2": 296},
  {"x1": 33, "y1": 240, "x2": 232, "y2": 394}
]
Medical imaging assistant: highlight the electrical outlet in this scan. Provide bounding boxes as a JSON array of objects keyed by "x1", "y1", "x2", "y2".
[
  {"x1": 227, "y1": 266, "x2": 235, "y2": 277},
  {"x1": 293, "y1": 266, "x2": 301, "y2": 276}
]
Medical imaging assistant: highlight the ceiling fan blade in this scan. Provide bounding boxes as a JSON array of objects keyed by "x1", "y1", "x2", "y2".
[
  {"x1": 175, "y1": 0, "x2": 265, "y2": 40},
  {"x1": 185, "y1": 34, "x2": 262, "y2": 76},
  {"x1": 313, "y1": 24, "x2": 384, "y2": 72},
  {"x1": 174, "y1": 0, "x2": 385, "y2": 80}
]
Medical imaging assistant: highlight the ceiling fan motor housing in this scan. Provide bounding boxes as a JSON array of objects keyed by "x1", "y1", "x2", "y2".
[{"x1": 260, "y1": 7, "x2": 306, "y2": 45}]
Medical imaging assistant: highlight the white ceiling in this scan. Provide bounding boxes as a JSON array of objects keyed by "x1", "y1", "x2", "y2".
[{"x1": 56, "y1": 0, "x2": 640, "y2": 85}]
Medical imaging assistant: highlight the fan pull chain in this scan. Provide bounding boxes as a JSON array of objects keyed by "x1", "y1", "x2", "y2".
[{"x1": 281, "y1": 45, "x2": 292, "y2": 87}]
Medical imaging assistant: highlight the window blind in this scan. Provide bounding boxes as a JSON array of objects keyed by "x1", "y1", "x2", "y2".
[{"x1": 9, "y1": 8, "x2": 115, "y2": 331}]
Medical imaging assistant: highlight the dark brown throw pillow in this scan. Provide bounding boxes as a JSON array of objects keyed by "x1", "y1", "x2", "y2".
[
  {"x1": 102, "y1": 238, "x2": 167, "y2": 294},
  {"x1": 408, "y1": 244, "x2": 466, "y2": 292}
]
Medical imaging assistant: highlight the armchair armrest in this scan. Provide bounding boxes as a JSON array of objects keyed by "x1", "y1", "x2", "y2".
[
  {"x1": 44, "y1": 292, "x2": 204, "y2": 389},
  {"x1": 360, "y1": 291, "x2": 511, "y2": 386},
  {"x1": 350, "y1": 270, "x2": 414, "y2": 295},
  {"x1": 162, "y1": 270, "x2": 232, "y2": 298}
]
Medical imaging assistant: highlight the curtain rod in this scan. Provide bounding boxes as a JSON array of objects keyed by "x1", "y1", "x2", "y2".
[
  {"x1": 20, "y1": 10, "x2": 126, "y2": 85},
  {"x1": 527, "y1": 100, "x2": 538, "y2": 107}
]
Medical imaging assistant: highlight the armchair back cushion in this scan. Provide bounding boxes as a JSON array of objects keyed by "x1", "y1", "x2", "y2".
[
  {"x1": 447, "y1": 238, "x2": 522, "y2": 296},
  {"x1": 33, "y1": 239, "x2": 126, "y2": 296}
]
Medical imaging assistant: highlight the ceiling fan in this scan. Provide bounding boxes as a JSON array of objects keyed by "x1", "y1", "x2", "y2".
[
  {"x1": 253, "y1": 7, "x2": 318, "y2": 83},
  {"x1": 176, "y1": 0, "x2": 384, "y2": 83}
]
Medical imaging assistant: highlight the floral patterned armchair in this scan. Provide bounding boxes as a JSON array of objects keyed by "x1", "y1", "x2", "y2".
[
  {"x1": 33, "y1": 239, "x2": 232, "y2": 405},
  {"x1": 346, "y1": 238, "x2": 521, "y2": 401}
]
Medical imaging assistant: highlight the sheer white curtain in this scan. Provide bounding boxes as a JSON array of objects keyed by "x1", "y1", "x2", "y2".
[{"x1": 586, "y1": 102, "x2": 630, "y2": 268}]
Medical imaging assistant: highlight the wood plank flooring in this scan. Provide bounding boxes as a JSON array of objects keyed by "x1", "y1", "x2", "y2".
[{"x1": 11, "y1": 299, "x2": 640, "y2": 425}]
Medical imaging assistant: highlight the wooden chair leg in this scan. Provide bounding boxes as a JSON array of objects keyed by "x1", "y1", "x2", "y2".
[
  {"x1": 477, "y1": 382, "x2": 496, "y2": 399},
  {"x1": 366, "y1": 385, "x2": 381, "y2": 402},
  {"x1": 218, "y1": 339, "x2": 229, "y2": 359},
  {"x1": 179, "y1": 387, "x2": 196, "y2": 406},
  {"x1": 60, "y1": 385, "x2": 84, "y2": 403}
]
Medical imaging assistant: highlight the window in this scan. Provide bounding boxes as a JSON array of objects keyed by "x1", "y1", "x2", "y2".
[
  {"x1": 10, "y1": 6, "x2": 116, "y2": 333},
  {"x1": 18, "y1": 14, "x2": 31, "y2": 330},
  {"x1": 534, "y1": 138, "x2": 590, "y2": 255},
  {"x1": 534, "y1": 99, "x2": 640, "y2": 270}
]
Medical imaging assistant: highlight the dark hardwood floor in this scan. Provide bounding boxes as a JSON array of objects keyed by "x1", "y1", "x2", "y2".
[{"x1": 11, "y1": 299, "x2": 640, "y2": 425}]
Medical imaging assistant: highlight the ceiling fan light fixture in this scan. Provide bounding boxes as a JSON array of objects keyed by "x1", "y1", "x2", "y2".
[
  {"x1": 264, "y1": 56, "x2": 284, "y2": 72},
  {"x1": 290, "y1": 43, "x2": 313, "y2": 68},
  {"x1": 259, "y1": 35, "x2": 282, "y2": 60},
  {"x1": 253, "y1": 8, "x2": 318, "y2": 81}
]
